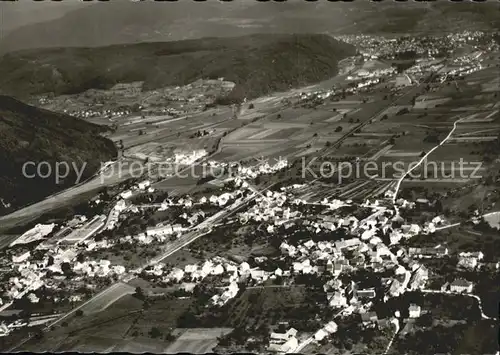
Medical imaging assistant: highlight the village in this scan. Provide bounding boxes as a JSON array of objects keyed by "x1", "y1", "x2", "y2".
[
  {"x1": 0, "y1": 147, "x2": 497, "y2": 353},
  {"x1": 0, "y1": 24, "x2": 498, "y2": 354}
]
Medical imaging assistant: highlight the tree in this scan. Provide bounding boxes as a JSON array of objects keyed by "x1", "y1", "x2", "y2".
[
  {"x1": 335, "y1": 126, "x2": 343, "y2": 132},
  {"x1": 76, "y1": 254, "x2": 85, "y2": 263},
  {"x1": 164, "y1": 333, "x2": 176, "y2": 342},
  {"x1": 149, "y1": 327, "x2": 162, "y2": 339},
  {"x1": 76, "y1": 310, "x2": 84, "y2": 317},
  {"x1": 61, "y1": 262, "x2": 72, "y2": 276},
  {"x1": 248, "y1": 103, "x2": 254, "y2": 109},
  {"x1": 134, "y1": 286, "x2": 145, "y2": 300}
]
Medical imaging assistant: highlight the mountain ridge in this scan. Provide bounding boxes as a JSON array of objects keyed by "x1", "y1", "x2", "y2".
[
  {"x1": 1, "y1": 1, "x2": 498, "y2": 54},
  {"x1": 0, "y1": 34, "x2": 357, "y2": 101},
  {"x1": 0, "y1": 95, "x2": 117, "y2": 215}
]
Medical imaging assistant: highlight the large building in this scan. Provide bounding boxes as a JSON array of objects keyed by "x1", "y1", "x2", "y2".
[{"x1": 58, "y1": 215, "x2": 106, "y2": 246}]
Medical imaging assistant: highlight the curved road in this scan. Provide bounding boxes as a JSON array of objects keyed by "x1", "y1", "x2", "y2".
[{"x1": 392, "y1": 115, "x2": 465, "y2": 203}]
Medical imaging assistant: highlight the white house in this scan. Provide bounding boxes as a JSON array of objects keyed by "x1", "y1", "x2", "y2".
[
  {"x1": 137, "y1": 180, "x2": 151, "y2": 190},
  {"x1": 408, "y1": 304, "x2": 421, "y2": 318},
  {"x1": 314, "y1": 329, "x2": 329, "y2": 342},
  {"x1": 12, "y1": 252, "x2": 31, "y2": 264},
  {"x1": 329, "y1": 291, "x2": 347, "y2": 308},
  {"x1": 120, "y1": 190, "x2": 133, "y2": 199},
  {"x1": 270, "y1": 327, "x2": 297, "y2": 343},
  {"x1": 450, "y1": 279, "x2": 473, "y2": 293}
]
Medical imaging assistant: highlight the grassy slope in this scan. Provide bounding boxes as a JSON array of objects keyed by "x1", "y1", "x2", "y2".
[
  {"x1": 0, "y1": 96, "x2": 117, "y2": 214},
  {"x1": 0, "y1": 34, "x2": 356, "y2": 101}
]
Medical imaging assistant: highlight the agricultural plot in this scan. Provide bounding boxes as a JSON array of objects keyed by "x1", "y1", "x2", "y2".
[
  {"x1": 383, "y1": 150, "x2": 422, "y2": 158},
  {"x1": 225, "y1": 127, "x2": 262, "y2": 142},
  {"x1": 165, "y1": 328, "x2": 233, "y2": 354},
  {"x1": 425, "y1": 142, "x2": 480, "y2": 163},
  {"x1": 262, "y1": 127, "x2": 302, "y2": 140},
  {"x1": 212, "y1": 140, "x2": 303, "y2": 163},
  {"x1": 153, "y1": 171, "x2": 202, "y2": 195},
  {"x1": 219, "y1": 286, "x2": 325, "y2": 329},
  {"x1": 338, "y1": 180, "x2": 394, "y2": 200},
  {"x1": 484, "y1": 212, "x2": 500, "y2": 230},
  {"x1": 327, "y1": 144, "x2": 376, "y2": 159},
  {"x1": 79, "y1": 283, "x2": 137, "y2": 314}
]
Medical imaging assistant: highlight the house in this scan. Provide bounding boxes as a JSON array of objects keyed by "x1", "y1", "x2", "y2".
[
  {"x1": 333, "y1": 263, "x2": 343, "y2": 276},
  {"x1": 389, "y1": 279, "x2": 404, "y2": 297},
  {"x1": 416, "y1": 198, "x2": 430, "y2": 205},
  {"x1": 314, "y1": 329, "x2": 329, "y2": 342},
  {"x1": 137, "y1": 180, "x2": 151, "y2": 190},
  {"x1": 0, "y1": 323, "x2": 9, "y2": 337},
  {"x1": 335, "y1": 238, "x2": 361, "y2": 250},
  {"x1": 459, "y1": 251, "x2": 484, "y2": 260},
  {"x1": 450, "y1": 279, "x2": 473, "y2": 293},
  {"x1": 27, "y1": 293, "x2": 40, "y2": 304},
  {"x1": 270, "y1": 327, "x2": 298, "y2": 344},
  {"x1": 355, "y1": 288, "x2": 376, "y2": 299},
  {"x1": 361, "y1": 311, "x2": 378, "y2": 326},
  {"x1": 12, "y1": 251, "x2": 31, "y2": 264},
  {"x1": 408, "y1": 246, "x2": 448, "y2": 258},
  {"x1": 409, "y1": 266, "x2": 429, "y2": 290},
  {"x1": 120, "y1": 190, "x2": 133, "y2": 199},
  {"x1": 408, "y1": 304, "x2": 421, "y2": 318},
  {"x1": 458, "y1": 255, "x2": 478, "y2": 269},
  {"x1": 268, "y1": 336, "x2": 298, "y2": 353},
  {"x1": 328, "y1": 291, "x2": 347, "y2": 308}
]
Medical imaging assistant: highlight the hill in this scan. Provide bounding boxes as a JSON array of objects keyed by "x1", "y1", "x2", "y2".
[
  {"x1": 0, "y1": 34, "x2": 356, "y2": 101},
  {"x1": 0, "y1": 1, "x2": 498, "y2": 53},
  {"x1": 0, "y1": 96, "x2": 117, "y2": 215}
]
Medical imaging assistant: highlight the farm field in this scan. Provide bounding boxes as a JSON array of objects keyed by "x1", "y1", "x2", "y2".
[
  {"x1": 20, "y1": 293, "x2": 196, "y2": 353},
  {"x1": 165, "y1": 328, "x2": 233, "y2": 354},
  {"x1": 218, "y1": 286, "x2": 325, "y2": 329},
  {"x1": 79, "y1": 283, "x2": 136, "y2": 314}
]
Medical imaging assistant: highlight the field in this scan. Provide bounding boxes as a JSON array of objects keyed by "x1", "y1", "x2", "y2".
[
  {"x1": 79, "y1": 283, "x2": 136, "y2": 314},
  {"x1": 389, "y1": 320, "x2": 498, "y2": 355},
  {"x1": 409, "y1": 223, "x2": 500, "y2": 261},
  {"x1": 110, "y1": 106, "x2": 234, "y2": 157},
  {"x1": 483, "y1": 211, "x2": 500, "y2": 229},
  {"x1": 165, "y1": 328, "x2": 233, "y2": 354},
  {"x1": 20, "y1": 293, "x2": 195, "y2": 353},
  {"x1": 212, "y1": 286, "x2": 329, "y2": 332}
]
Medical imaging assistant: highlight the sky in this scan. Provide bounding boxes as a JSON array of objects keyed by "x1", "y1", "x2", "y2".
[{"x1": 0, "y1": 0, "x2": 88, "y2": 36}]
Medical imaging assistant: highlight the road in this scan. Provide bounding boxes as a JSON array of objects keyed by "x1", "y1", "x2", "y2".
[
  {"x1": 392, "y1": 115, "x2": 465, "y2": 203},
  {"x1": 292, "y1": 309, "x2": 344, "y2": 353},
  {"x1": 421, "y1": 289, "x2": 497, "y2": 321},
  {"x1": 383, "y1": 319, "x2": 400, "y2": 355},
  {"x1": 432, "y1": 210, "x2": 500, "y2": 231}
]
